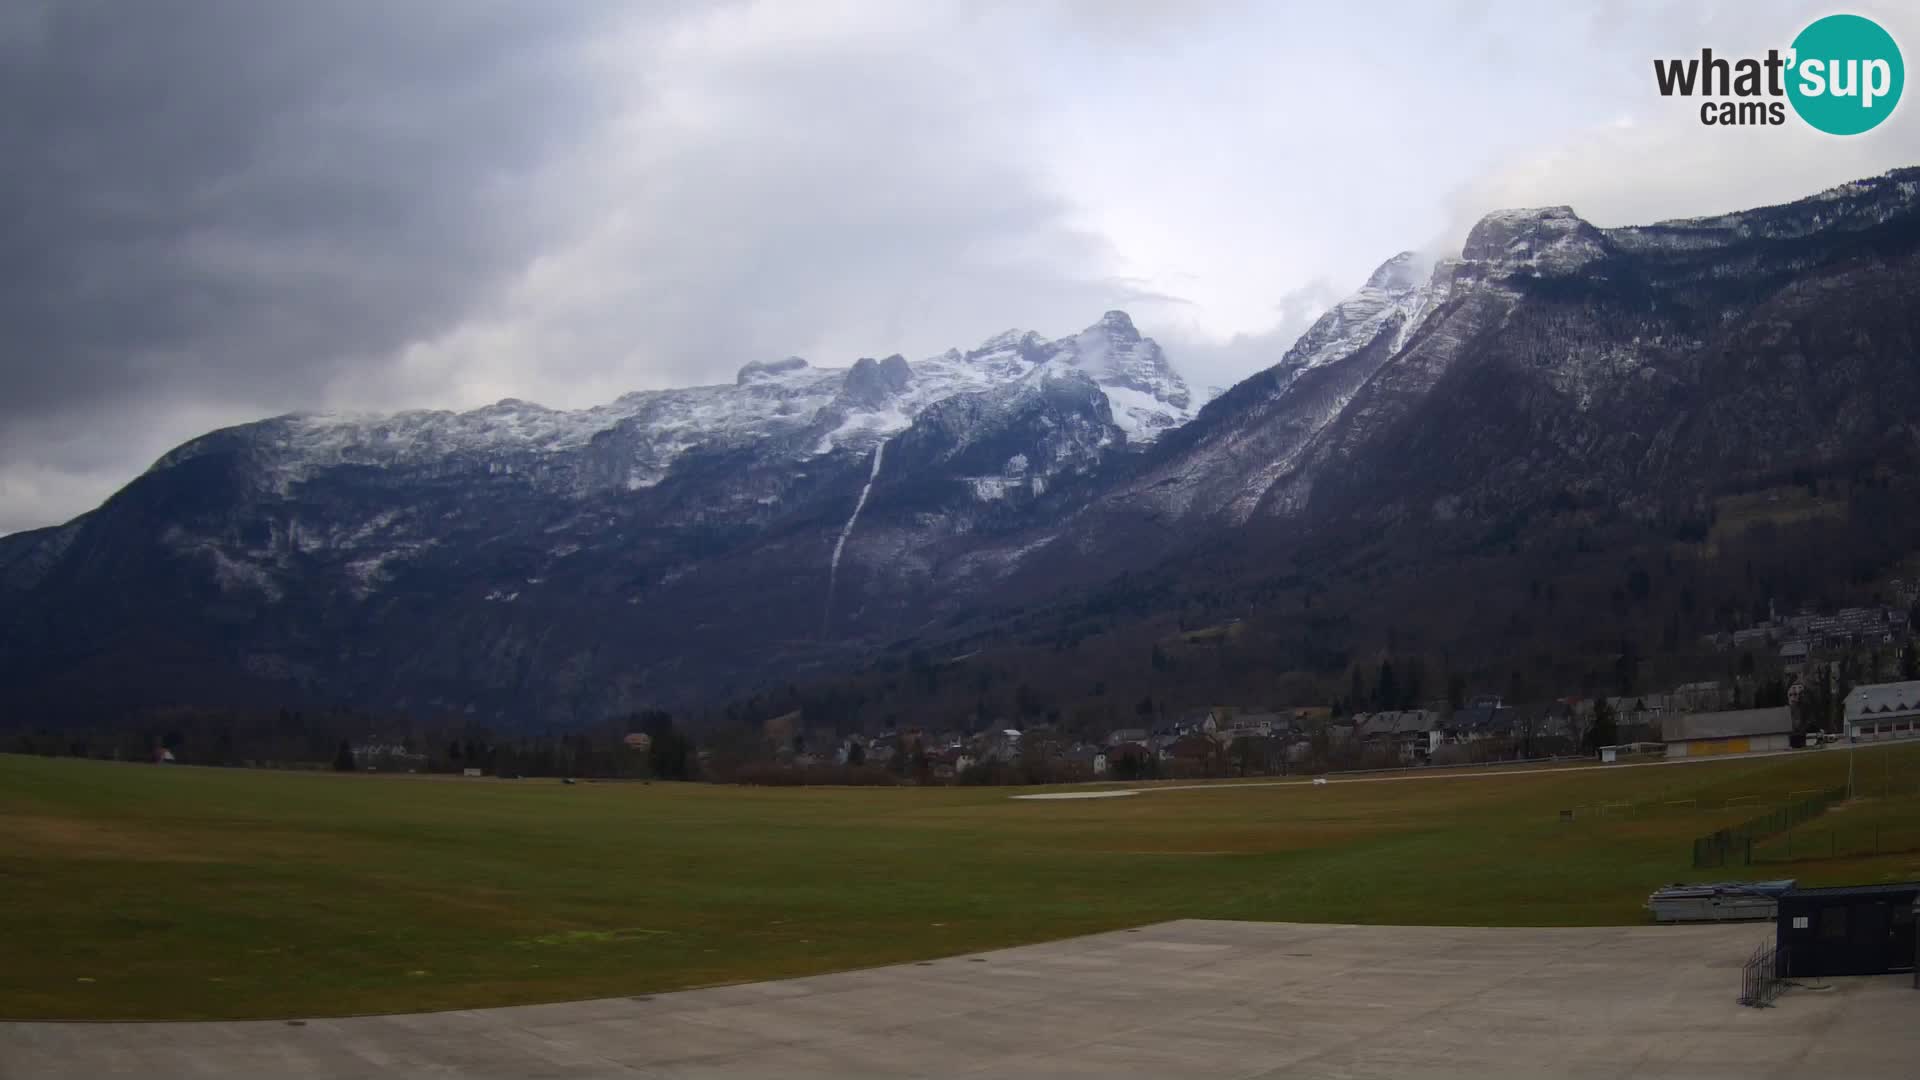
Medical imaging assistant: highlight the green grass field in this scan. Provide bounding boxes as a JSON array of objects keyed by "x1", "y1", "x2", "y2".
[
  {"x1": 1750, "y1": 789, "x2": 1920, "y2": 863},
  {"x1": 5, "y1": 747, "x2": 1920, "y2": 1020}
]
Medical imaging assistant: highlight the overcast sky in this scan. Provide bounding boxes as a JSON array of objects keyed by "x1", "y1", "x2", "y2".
[{"x1": 3, "y1": 0, "x2": 1918, "y2": 535}]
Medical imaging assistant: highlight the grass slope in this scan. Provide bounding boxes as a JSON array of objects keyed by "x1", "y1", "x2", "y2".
[{"x1": 4, "y1": 747, "x2": 1919, "y2": 1020}]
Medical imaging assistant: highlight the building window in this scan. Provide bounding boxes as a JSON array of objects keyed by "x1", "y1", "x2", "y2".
[
  {"x1": 1819, "y1": 906, "x2": 1849, "y2": 941},
  {"x1": 1851, "y1": 903, "x2": 1889, "y2": 946}
]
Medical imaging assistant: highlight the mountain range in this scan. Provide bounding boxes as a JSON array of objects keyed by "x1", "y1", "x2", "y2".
[{"x1": 5, "y1": 168, "x2": 1920, "y2": 728}]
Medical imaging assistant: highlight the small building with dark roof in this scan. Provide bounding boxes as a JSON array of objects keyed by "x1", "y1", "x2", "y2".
[
  {"x1": 1661, "y1": 706, "x2": 1792, "y2": 758},
  {"x1": 1775, "y1": 881, "x2": 1919, "y2": 979}
]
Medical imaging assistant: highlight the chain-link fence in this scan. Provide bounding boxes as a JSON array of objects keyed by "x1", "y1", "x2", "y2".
[{"x1": 1691, "y1": 785, "x2": 1848, "y2": 868}]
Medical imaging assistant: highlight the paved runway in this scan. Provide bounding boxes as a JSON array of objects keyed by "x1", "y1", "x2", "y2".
[{"x1": 4, "y1": 920, "x2": 1915, "y2": 1078}]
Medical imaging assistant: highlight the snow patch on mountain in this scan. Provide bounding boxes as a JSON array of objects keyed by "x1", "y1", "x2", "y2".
[
  {"x1": 166, "y1": 313, "x2": 1195, "y2": 498},
  {"x1": 824, "y1": 438, "x2": 888, "y2": 630},
  {"x1": 161, "y1": 525, "x2": 283, "y2": 600},
  {"x1": 967, "y1": 476, "x2": 1020, "y2": 501}
]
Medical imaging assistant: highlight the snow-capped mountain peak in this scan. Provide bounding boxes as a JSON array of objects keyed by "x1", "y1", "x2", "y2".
[
  {"x1": 1363, "y1": 250, "x2": 1427, "y2": 291},
  {"x1": 1012, "y1": 310, "x2": 1192, "y2": 440},
  {"x1": 1095, "y1": 309, "x2": 1141, "y2": 339},
  {"x1": 1462, "y1": 205, "x2": 1609, "y2": 274},
  {"x1": 1269, "y1": 250, "x2": 1445, "y2": 382}
]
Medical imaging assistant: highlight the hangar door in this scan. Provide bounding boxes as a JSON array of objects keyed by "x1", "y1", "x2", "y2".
[{"x1": 1691, "y1": 737, "x2": 1750, "y2": 756}]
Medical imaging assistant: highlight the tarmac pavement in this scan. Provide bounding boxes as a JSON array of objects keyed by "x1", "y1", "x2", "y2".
[{"x1": 3, "y1": 919, "x2": 1914, "y2": 1078}]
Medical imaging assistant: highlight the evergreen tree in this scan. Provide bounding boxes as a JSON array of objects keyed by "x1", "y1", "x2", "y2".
[
  {"x1": 1401, "y1": 658, "x2": 1425, "y2": 711},
  {"x1": 1613, "y1": 641, "x2": 1640, "y2": 696},
  {"x1": 1586, "y1": 698, "x2": 1617, "y2": 752},
  {"x1": 634, "y1": 710, "x2": 695, "y2": 780},
  {"x1": 1374, "y1": 660, "x2": 1398, "y2": 712}
]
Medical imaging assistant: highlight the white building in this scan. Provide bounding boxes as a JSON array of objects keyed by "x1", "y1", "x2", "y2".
[{"x1": 1844, "y1": 681, "x2": 1920, "y2": 743}]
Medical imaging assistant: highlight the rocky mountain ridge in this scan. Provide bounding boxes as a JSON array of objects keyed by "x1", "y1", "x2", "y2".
[{"x1": 4, "y1": 168, "x2": 1919, "y2": 726}]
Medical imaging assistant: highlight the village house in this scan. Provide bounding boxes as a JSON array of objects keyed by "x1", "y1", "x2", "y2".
[
  {"x1": 1065, "y1": 745, "x2": 1109, "y2": 776},
  {"x1": 1449, "y1": 696, "x2": 1511, "y2": 741},
  {"x1": 830, "y1": 734, "x2": 873, "y2": 766},
  {"x1": 977, "y1": 728, "x2": 1023, "y2": 763},
  {"x1": 1213, "y1": 711, "x2": 1284, "y2": 745},
  {"x1": 1779, "y1": 639, "x2": 1812, "y2": 673},
  {"x1": 1353, "y1": 710, "x2": 1442, "y2": 761},
  {"x1": 1164, "y1": 733, "x2": 1219, "y2": 770},
  {"x1": 1671, "y1": 681, "x2": 1725, "y2": 713},
  {"x1": 1533, "y1": 703, "x2": 1585, "y2": 752},
  {"x1": 1595, "y1": 693, "x2": 1674, "y2": 723},
  {"x1": 930, "y1": 747, "x2": 975, "y2": 780}
]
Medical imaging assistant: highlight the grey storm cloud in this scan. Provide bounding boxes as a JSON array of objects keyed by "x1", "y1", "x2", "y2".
[
  {"x1": 1, "y1": 2, "x2": 627, "y2": 403},
  {"x1": 0, "y1": 1, "x2": 638, "y2": 532},
  {"x1": 0, "y1": 1, "x2": 1159, "y2": 534}
]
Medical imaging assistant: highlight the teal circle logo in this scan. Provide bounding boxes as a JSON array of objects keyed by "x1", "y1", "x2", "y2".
[{"x1": 1787, "y1": 14, "x2": 1904, "y2": 135}]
